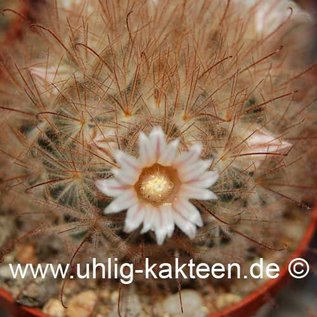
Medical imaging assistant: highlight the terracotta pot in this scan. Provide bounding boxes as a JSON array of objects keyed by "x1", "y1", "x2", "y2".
[
  {"x1": 0, "y1": 288, "x2": 44, "y2": 317},
  {"x1": 0, "y1": 0, "x2": 316, "y2": 316},
  {"x1": 0, "y1": 206, "x2": 316, "y2": 317},
  {"x1": 0, "y1": 0, "x2": 31, "y2": 46},
  {"x1": 209, "y1": 206, "x2": 317, "y2": 317}
]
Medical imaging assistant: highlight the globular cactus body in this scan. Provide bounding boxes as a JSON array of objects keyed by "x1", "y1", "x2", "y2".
[{"x1": 0, "y1": 0, "x2": 316, "y2": 307}]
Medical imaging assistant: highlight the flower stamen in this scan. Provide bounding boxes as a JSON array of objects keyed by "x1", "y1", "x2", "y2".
[{"x1": 136, "y1": 164, "x2": 179, "y2": 205}]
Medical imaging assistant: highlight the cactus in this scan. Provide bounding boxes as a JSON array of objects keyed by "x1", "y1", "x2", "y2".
[{"x1": 0, "y1": 0, "x2": 316, "y2": 312}]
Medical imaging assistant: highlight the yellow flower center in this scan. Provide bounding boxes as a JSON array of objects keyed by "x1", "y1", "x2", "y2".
[{"x1": 136, "y1": 164, "x2": 179, "y2": 205}]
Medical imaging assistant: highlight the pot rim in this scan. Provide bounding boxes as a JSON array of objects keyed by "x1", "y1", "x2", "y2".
[
  {"x1": 1, "y1": 0, "x2": 31, "y2": 46},
  {"x1": 209, "y1": 205, "x2": 317, "y2": 317},
  {"x1": 0, "y1": 206, "x2": 316, "y2": 317}
]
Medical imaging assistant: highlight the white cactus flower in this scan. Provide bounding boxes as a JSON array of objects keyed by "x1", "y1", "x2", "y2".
[
  {"x1": 235, "y1": 0, "x2": 312, "y2": 36},
  {"x1": 246, "y1": 129, "x2": 292, "y2": 156},
  {"x1": 234, "y1": 128, "x2": 292, "y2": 172},
  {"x1": 58, "y1": 0, "x2": 81, "y2": 10},
  {"x1": 30, "y1": 66, "x2": 79, "y2": 93},
  {"x1": 253, "y1": 0, "x2": 311, "y2": 35},
  {"x1": 96, "y1": 127, "x2": 219, "y2": 244}
]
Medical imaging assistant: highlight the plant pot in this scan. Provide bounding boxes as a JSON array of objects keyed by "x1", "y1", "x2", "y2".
[
  {"x1": 0, "y1": 0, "x2": 30, "y2": 46},
  {"x1": 209, "y1": 205, "x2": 317, "y2": 317},
  {"x1": 0, "y1": 0, "x2": 316, "y2": 315},
  {"x1": 0, "y1": 288, "x2": 44, "y2": 317},
  {"x1": 0, "y1": 205, "x2": 316, "y2": 317}
]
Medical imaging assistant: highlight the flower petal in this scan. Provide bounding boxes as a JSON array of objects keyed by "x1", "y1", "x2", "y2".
[
  {"x1": 156, "y1": 204, "x2": 175, "y2": 242},
  {"x1": 158, "y1": 139, "x2": 179, "y2": 166},
  {"x1": 186, "y1": 171, "x2": 219, "y2": 188},
  {"x1": 246, "y1": 129, "x2": 292, "y2": 157},
  {"x1": 178, "y1": 159, "x2": 212, "y2": 182},
  {"x1": 139, "y1": 132, "x2": 155, "y2": 167},
  {"x1": 104, "y1": 189, "x2": 137, "y2": 214},
  {"x1": 149, "y1": 126, "x2": 166, "y2": 159},
  {"x1": 111, "y1": 167, "x2": 139, "y2": 185},
  {"x1": 114, "y1": 150, "x2": 140, "y2": 171},
  {"x1": 173, "y1": 200, "x2": 203, "y2": 227},
  {"x1": 154, "y1": 211, "x2": 167, "y2": 245},
  {"x1": 95, "y1": 179, "x2": 129, "y2": 197},
  {"x1": 155, "y1": 232, "x2": 165, "y2": 245},
  {"x1": 180, "y1": 185, "x2": 218, "y2": 200},
  {"x1": 141, "y1": 205, "x2": 158, "y2": 233},
  {"x1": 173, "y1": 211, "x2": 197, "y2": 239},
  {"x1": 124, "y1": 204, "x2": 145, "y2": 233},
  {"x1": 173, "y1": 143, "x2": 202, "y2": 167}
]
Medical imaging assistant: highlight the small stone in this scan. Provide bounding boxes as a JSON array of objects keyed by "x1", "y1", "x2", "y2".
[
  {"x1": 158, "y1": 290, "x2": 206, "y2": 317},
  {"x1": 110, "y1": 290, "x2": 119, "y2": 303},
  {"x1": 36, "y1": 235, "x2": 64, "y2": 261},
  {"x1": 66, "y1": 290, "x2": 97, "y2": 317},
  {"x1": 215, "y1": 293, "x2": 241, "y2": 310},
  {"x1": 62, "y1": 280, "x2": 81, "y2": 297},
  {"x1": 109, "y1": 291, "x2": 142, "y2": 317},
  {"x1": 16, "y1": 279, "x2": 58, "y2": 307},
  {"x1": 0, "y1": 264, "x2": 19, "y2": 280},
  {"x1": 100, "y1": 289, "x2": 110, "y2": 300},
  {"x1": 2, "y1": 252, "x2": 15, "y2": 264},
  {"x1": 43, "y1": 299, "x2": 66, "y2": 317},
  {"x1": 16, "y1": 243, "x2": 37, "y2": 264},
  {"x1": 285, "y1": 222, "x2": 305, "y2": 243},
  {"x1": 0, "y1": 215, "x2": 15, "y2": 248}
]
